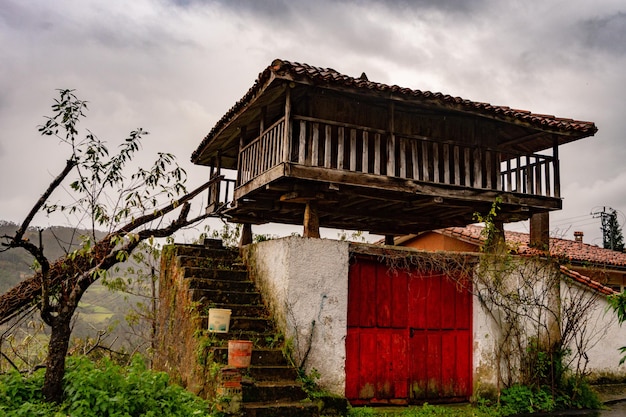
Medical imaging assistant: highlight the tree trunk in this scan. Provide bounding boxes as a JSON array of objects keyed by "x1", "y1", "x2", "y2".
[{"x1": 42, "y1": 312, "x2": 73, "y2": 403}]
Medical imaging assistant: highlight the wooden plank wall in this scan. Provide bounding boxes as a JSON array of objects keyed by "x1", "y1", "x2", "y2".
[{"x1": 236, "y1": 114, "x2": 558, "y2": 199}]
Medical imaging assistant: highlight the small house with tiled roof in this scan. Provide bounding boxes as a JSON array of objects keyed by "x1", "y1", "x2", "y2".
[{"x1": 393, "y1": 225, "x2": 626, "y2": 292}]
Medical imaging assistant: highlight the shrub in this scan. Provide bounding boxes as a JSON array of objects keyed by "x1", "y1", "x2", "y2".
[
  {"x1": 500, "y1": 384, "x2": 555, "y2": 415},
  {"x1": 0, "y1": 355, "x2": 212, "y2": 416}
]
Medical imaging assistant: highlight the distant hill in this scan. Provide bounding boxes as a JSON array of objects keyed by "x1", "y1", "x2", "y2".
[
  {"x1": 0, "y1": 221, "x2": 146, "y2": 348},
  {"x1": 0, "y1": 221, "x2": 106, "y2": 293}
]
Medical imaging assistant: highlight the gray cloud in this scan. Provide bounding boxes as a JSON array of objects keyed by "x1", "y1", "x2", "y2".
[
  {"x1": 0, "y1": 0, "x2": 624, "y2": 244},
  {"x1": 579, "y1": 11, "x2": 626, "y2": 55}
]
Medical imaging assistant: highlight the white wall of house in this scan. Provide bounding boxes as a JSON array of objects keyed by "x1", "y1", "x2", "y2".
[
  {"x1": 245, "y1": 237, "x2": 626, "y2": 400},
  {"x1": 244, "y1": 236, "x2": 350, "y2": 395},
  {"x1": 472, "y1": 286, "x2": 500, "y2": 393},
  {"x1": 561, "y1": 280, "x2": 626, "y2": 378},
  {"x1": 472, "y1": 258, "x2": 626, "y2": 393}
]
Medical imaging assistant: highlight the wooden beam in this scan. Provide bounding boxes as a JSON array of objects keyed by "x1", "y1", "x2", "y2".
[{"x1": 282, "y1": 164, "x2": 562, "y2": 210}]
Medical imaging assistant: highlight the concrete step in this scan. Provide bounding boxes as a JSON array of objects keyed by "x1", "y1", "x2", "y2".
[
  {"x1": 242, "y1": 400, "x2": 319, "y2": 417},
  {"x1": 205, "y1": 303, "x2": 268, "y2": 318},
  {"x1": 247, "y1": 365, "x2": 299, "y2": 382},
  {"x1": 173, "y1": 242, "x2": 318, "y2": 416},
  {"x1": 171, "y1": 243, "x2": 238, "y2": 259},
  {"x1": 207, "y1": 331, "x2": 279, "y2": 347},
  {"x1": 230, "y1": 316, "x2": 274, "y2": 332},
  {"x1": 199, "y1": 316, "x2": 273, "y2": 333},
  {"x1": 212, "y1": 348, "x2": 287, "y2": 366},
  {"x1": 188, "y1": 277, "x2": 256, "y2": 292},
  {"x1": 183, "y1": 267, "x2": 249, "y2": 281},
  {"x1": 177, "y1": 255, "x2": 241, "y2": 270},
  {"x1": 191, "y1": 289, "x2": 263, "y2": 305},
  {"x1": 243, "y1": 380, "x2": 308, "y2": 403}
]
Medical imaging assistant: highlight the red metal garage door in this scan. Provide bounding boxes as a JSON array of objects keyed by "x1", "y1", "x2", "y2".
[{"x1": 345, "y1": 257, "x2": 472, "y2": 404}]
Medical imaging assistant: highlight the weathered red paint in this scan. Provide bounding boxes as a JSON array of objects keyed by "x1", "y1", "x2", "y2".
[{"x1": 346, "y1": 257, "x2": 472, "y2": 404}]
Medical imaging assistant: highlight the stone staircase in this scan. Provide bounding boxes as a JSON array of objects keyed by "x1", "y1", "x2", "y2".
[{"x1": 174, "y1": 240, "x2": 320, "y2": 417}]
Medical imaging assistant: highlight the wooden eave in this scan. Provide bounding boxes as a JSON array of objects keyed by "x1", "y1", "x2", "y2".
[{"x1": 192, "y1": 73, "x2": 288, "y2": 168}]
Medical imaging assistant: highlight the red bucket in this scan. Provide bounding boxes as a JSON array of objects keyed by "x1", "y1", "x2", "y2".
[{"x1": 228, "y1": 340, "x2": 253, "y2": 368}]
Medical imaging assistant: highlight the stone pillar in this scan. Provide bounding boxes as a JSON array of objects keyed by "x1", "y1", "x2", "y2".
[
  {"x1": 303, "y1": 200, "x2": 320, "y2": 238},
  {"x1": 239, "y1": 223, "x2": 252, "y2": 248},
  {"x1": 530, "y1": 212, "x2": 550, "y2": 249},
  {"x1": 485, "y1": 220, "x2": 506, "y2": 254}
]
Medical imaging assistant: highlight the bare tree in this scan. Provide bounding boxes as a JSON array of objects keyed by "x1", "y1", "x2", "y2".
[{"x1": 0, "y1": 90, "x2": 211, "y2": 403}]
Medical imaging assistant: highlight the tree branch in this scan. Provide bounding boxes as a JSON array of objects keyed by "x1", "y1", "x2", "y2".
[
  {"x1": 14, "y1": 159, "x2": 76, "y2": 241},
  {"x1": 119, "y1": 179, "x2": 211, "y2": 234}
]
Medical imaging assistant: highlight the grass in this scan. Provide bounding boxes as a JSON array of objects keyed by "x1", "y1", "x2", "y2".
[{"x1": 347, "y1": 403, "x2": 500, "y2": 416}]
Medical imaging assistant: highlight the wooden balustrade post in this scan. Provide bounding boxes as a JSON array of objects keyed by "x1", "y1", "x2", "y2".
[
  {"x1": 236, "y1": 127, "x2": 246, "y2": 187},
  {"x1": 282, "y1": 88, "x2": 291, "y2": 163},
  {"x1": 553, "y1": 136, "x2": 560, "y2": 198}
]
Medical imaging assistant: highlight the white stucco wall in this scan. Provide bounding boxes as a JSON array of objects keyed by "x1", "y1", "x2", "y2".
[
  {"x1": 245, "y1": 240, "x2": 626, "y2": 399},
  {"x1": 472, "y1": 285, "x2": 499, "y2": 393},
  {"x1": 244, "y1": 236, "x2": 350, "y2": 395},
  {"x1": 472, "y1": 259, "x2": 626, "y2": 394},
  {"x1": 561, "y1": 280, "x2": 626, "y2": 378}
]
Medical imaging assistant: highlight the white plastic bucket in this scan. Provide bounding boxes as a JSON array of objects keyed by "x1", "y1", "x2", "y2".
[{"x1": 208, "y1": 308, "x2": 232, "y2": 333}]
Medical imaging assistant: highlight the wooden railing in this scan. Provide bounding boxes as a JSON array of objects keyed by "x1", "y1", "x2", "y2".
[
  {"x1": 239, "y1": 119, "x2": 285, "y2": 185},
  {"x1": 499, "y1": 154, "x2": 559, "y2": 198},
  {"x1": 234, "y1": 115, "x2": 560, "y2": 199},
  {"x1": 206, "y1": 174, "x2": 236, "y2": 214}
]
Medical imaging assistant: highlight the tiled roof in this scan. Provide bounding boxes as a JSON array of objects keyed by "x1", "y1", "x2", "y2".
[
  {"x1": 191, "y1": 59, "x2": 597, "y2": 163},
  {"x1": 440, "y1": 225, "x2": 626, "y2": 269},
  {"x1": 270, "y1": 60, "x2": 596, "y2": 134},
  {"x1": 559, "y1": 265, "x2": 616, "y2": 296},
  {"x1": 426, "y1": 225, "x2": 618, "y2": 295}
]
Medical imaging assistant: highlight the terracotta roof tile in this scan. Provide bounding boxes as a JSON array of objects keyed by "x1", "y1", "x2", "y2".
[
  {"x1": 559, "y1": 265, "x2": 617, "y2": 296},
  {"x1": 433, "y1": 225, "x2": 619, "y2": 295},
  {"x1": 439, "y1": 225, "x2": 626, "y2": 268},
  {"x1": 192, "y1": 59, "x2": 598, "y2": 163}
]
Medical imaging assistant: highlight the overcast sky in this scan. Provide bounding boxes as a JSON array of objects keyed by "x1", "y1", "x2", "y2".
[{"x1": 1, "y1": 0, "x2": 625, "y2": 245}]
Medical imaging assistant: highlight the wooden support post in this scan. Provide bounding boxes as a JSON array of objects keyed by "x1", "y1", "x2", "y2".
[
  {"x1": 282, "y1": 88, "x2": 291, "y2": 163},
  {"x1": 387, "y1": 102, "x2": 396, "y2": 176},
  {"x1": 530, "y1": 212, "x2": 550, "y2": 250},
  {"x1": 260, "y1": 106, "x2": 266, "y2": 133},
  {"x1": 384, "y1": 235, "x2": 395, "y2": 245},
  {"x1": 236, "y1": 127, "x2": 246, "y2": 186},
  {"x1": 553, "y1": 135, "x2": 560, "y2": 198},
  {"x1": 239, "y1": 223, "x2": 253, "y2": 248},
  {"x1": 303, "y1": 200, "x2": 320, "y2": 238}
]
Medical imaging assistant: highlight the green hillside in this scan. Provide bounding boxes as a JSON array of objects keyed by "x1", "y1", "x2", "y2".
[
  {"x1": 0, "y1": 221, "x2": 108, "y2": 293},
  {"x1": 0, "y1": 221, "x2": 149, "y2": 349}
]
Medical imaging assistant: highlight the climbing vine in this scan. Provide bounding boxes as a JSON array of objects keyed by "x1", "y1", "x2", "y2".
[{"x1": 470, "y1": 201, "x2": 606, "y2": 409}]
